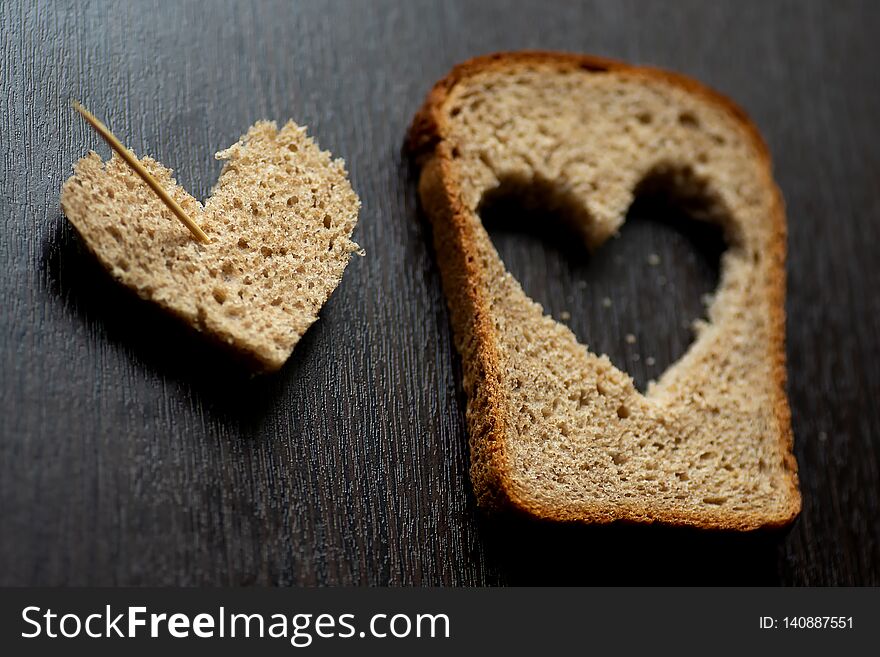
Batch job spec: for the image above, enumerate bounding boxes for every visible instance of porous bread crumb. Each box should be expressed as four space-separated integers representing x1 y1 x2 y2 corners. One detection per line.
60 120 360 370
408 52 800 530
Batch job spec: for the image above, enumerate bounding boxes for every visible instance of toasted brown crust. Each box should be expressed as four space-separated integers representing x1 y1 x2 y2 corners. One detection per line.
407 51 800 530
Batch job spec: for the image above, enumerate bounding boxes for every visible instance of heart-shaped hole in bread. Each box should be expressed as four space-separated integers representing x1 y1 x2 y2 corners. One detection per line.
408 52 800 529
480 167 727 393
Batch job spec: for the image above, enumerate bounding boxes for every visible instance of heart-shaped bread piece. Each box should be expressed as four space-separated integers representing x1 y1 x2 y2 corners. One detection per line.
61 120 361 371
407 52 800 529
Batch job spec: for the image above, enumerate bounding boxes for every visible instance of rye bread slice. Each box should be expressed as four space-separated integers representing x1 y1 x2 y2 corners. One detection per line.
61 120 361 371
407 52 800 530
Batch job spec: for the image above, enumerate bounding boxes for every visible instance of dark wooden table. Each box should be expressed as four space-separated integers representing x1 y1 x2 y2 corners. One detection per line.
1 0 878 586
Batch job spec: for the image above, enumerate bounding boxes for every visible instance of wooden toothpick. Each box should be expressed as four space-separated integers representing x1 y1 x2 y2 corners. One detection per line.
72 101 211 244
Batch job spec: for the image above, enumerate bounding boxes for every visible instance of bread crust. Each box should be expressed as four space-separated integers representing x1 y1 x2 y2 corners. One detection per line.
407 51 800 530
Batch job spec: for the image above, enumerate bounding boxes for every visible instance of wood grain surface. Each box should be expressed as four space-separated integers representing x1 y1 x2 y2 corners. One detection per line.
1 0 878 585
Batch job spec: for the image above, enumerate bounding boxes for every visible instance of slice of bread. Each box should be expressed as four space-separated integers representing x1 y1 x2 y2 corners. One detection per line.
407 52 800 530
61 120 361 371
